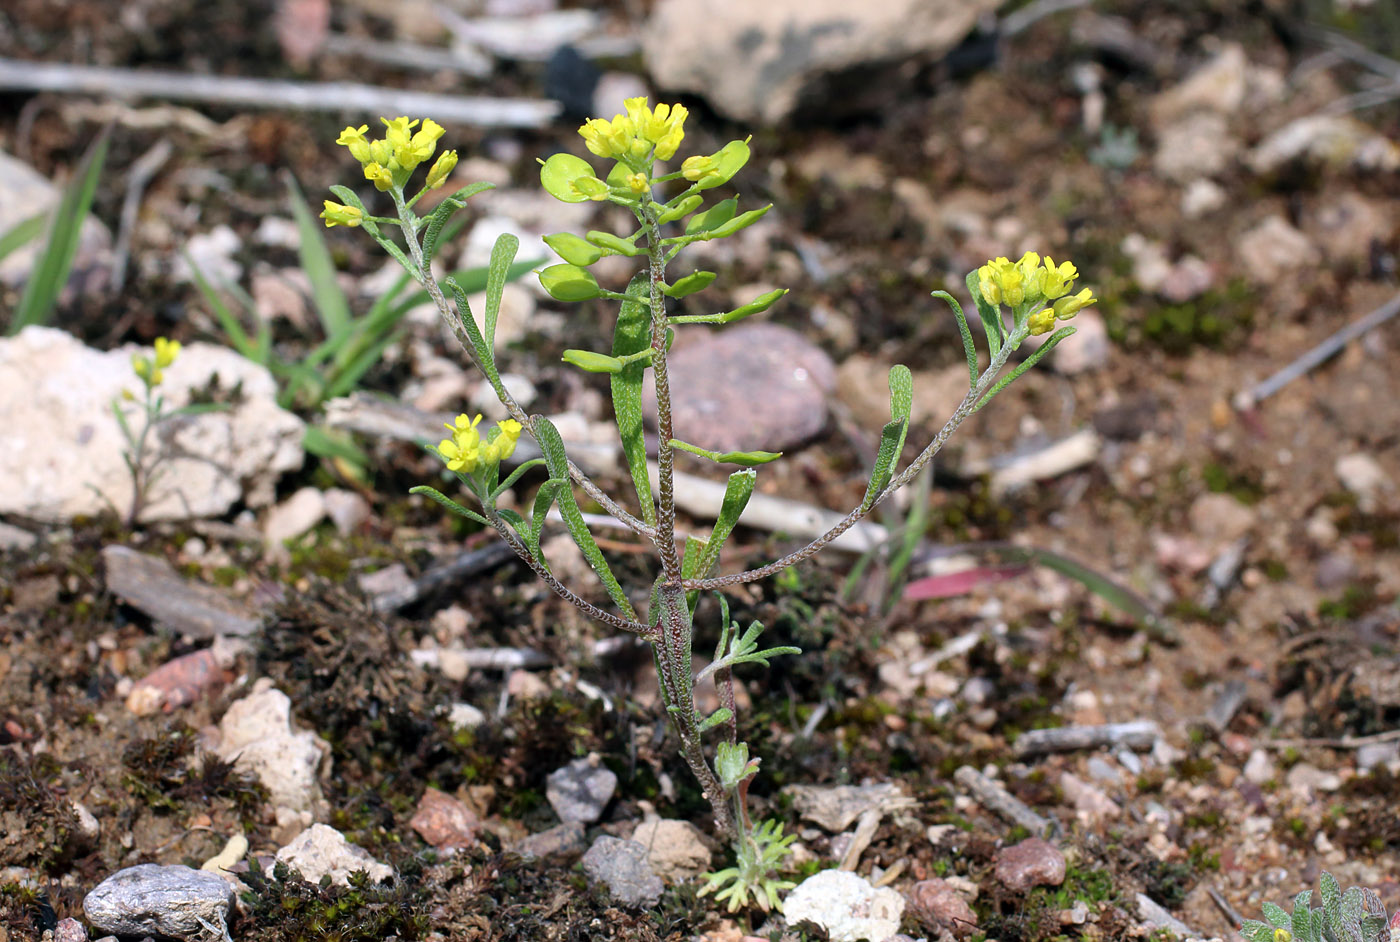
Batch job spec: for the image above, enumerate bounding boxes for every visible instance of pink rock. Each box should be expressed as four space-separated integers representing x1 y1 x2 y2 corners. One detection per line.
126 649 228 716
907 878 978 937
409 787 481 852
995 838 1066 892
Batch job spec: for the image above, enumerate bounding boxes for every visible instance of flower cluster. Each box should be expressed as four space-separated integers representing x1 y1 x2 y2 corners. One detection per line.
321 116 459 227
579 97 688 164
437 414 523 474
977 251 1097 335
131 337 181 388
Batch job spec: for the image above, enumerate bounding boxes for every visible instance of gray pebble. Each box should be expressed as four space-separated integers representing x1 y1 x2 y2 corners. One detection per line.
546 757 617 824
581 836 664 908
83 864 234 942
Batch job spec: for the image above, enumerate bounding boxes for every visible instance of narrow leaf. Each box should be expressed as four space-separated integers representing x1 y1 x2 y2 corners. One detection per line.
697 708 734 733
410 485 490 526
484 233 520 357
287 178 353 345
611 273 656 527
1321 873 1343 940
526 478 567 566
860 364 913 510
932 289 979 387
1262 902 1292 931
974 325 1075 412
697 469 756 578
444 275 500 390
681 534 708 612
0 212 45 265
421 182 494 265
965 270 1003 359
532 417 637 619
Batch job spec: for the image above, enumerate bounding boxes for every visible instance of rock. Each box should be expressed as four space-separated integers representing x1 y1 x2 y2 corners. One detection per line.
250 267 310 327
1188 493 1255 546
0 521 37 550
0 150 111 292
1314 551 1357 591
783 782 908 832
216 681 331 830
171 225 242 285
643 0 999 125
1335 452 1392 512
1308 192 1395 267
54 916 88 942
1153 112 1238 183
1149 43 1248 125
783 869 905 942
509 820 587 860
446 702 487 731
546 756 618 824
995 838 1066 892
907 878 978 938
645 323 834 454
323 488 371 536
630 817 711 881
357 563 412 600
83 864 235 941
1236 216 1320 285
1356 741 1399 774
409 787 481 853
1285 762 1342 795
263 487 326 546
1060 772 1120 825
276 823 393 885
102 545 262 638
581 836 664 908
1249 115 1400 175
1181 179 1227 218
125 648 230 716
1120 234 1214 302
0 328 304 522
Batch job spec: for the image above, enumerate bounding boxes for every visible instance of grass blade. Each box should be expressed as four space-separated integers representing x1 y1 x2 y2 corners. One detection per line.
287 177 353 347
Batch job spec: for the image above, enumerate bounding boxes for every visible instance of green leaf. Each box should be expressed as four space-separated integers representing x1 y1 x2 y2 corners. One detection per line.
444 275 500 390
685 198 737 234
0 212 45 265
931 289 979 387
1239 921 1277 942
561 349 624 373
1293 890 1316 942
965 270 1003 359
410 485 490 526
1339 887 1361 937
611 273 656 528
421 182 494 265
1320 873 1343 940
697 469 755 578
697 708 733 734
537 263 601 301
8 129 108 334
492 457 548 499
585 230 643 257
532 417 637 619
287 178 353 347
662 270 716 298
526 478 567 566
669 439 781 466
681 534 709 612
974 325 1075 412
497 508 526 541
540 153 600 203
1262 902 1292 931
861 364 913 511
484 233 520 358
544 232 602 266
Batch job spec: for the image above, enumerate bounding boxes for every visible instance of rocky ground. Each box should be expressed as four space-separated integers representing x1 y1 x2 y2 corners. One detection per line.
2 1 1399 941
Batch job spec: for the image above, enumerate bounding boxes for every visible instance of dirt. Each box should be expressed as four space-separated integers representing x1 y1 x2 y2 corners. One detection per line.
3 2 1400 941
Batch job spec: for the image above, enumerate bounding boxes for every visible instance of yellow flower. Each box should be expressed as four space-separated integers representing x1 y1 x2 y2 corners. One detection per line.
320 200 364 228
491 419 523 461
132 354 150 380
438 437 479 473
368 138 394 167
438 414 521 472
681 154 718 183
579 114 635 160
976 261 1002 306
1027 308 1057 335
1052 287 1096 320
425 150 458 189
623 98 689 160
336 124 372 164
397 118 445 170
363 162 395 192
1273 931 1292 942
153 337 181 369
1041 257 1078 300
1014 251 1044 303
381 116 418 152
627 172 649 194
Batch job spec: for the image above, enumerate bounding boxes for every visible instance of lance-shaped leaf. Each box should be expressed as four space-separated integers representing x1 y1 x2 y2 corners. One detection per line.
611 273 656 527
421 181 494 264
526 478 567 568
538 263 602 301
931 289 980 388
1320 873 1342 940
532 416 637 619
444 276 499 391
544 231 602 266
685 197 737 234
670 439 781 466
697 708 734 734
965 270 1004 359
860 364 913 511
1293 890 1316 942
697 469 756 578
1237 923 1275 942
681 534 709 612
410 485 490 526
561 349 624 373
973 325 1076 413
1261 903 1292 931
484 233 519 354
662 270 716 298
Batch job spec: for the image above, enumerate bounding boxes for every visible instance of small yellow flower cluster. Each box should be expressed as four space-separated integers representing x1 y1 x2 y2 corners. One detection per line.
438 414 524 474
321 116 459 227
976 251 1097 335
579 97 688 163
131 337 181 388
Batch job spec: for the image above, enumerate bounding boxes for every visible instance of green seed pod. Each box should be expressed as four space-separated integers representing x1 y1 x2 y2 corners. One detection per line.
707 205 771 239
656 195 702 224
662 270 717 298
538 264 602 301
585 230 643 257
561 349 624 373
540 153 600 204
543 232 603 266
722 288 787 323
686 197 738 234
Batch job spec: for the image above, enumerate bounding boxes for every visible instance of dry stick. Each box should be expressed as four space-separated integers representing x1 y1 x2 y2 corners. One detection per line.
1207 885 1246 930
110 139 174 293
1258 728 1400 750
321 33 492 79
0 56 560 128
371 540 516 613
1014 721 1161 757
953 766 1054 837
1234 291 1400 409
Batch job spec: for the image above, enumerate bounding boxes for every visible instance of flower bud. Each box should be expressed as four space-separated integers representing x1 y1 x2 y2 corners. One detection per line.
425 150 458 189
320 200 364 228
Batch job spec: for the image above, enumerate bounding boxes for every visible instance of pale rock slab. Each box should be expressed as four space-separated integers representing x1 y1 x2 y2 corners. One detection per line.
216 681 331 831
783 869 905 942
276 823 393 885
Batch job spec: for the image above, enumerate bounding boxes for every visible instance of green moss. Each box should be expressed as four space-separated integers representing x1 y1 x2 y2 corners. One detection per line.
238 859 429 942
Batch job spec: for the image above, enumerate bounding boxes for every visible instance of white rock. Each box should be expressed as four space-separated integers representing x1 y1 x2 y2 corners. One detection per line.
323 489 371 536
1181 179 1227 218
1149 43 1248 124
276 823 392 885
83 864 234 942
1188 493 1256 546
446 702 487 731
1243 749 1275 785
1249 115 1400 175
1153 112 1238 183
630 817 711 881
0 327 303 522
216 681 330 828
0 149 111 289
264 487 326 546
171 225 243 285
1040 308 1110 374
643 0 998 125
783 869 905 942
1335 452 1392 512
1235 216 1319 285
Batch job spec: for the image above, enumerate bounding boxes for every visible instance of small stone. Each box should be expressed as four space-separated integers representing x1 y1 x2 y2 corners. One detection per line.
409 787 481 853
357 563 412 599
631 817 711 881
1154 112 1238 183
1357 741 1400 774
446 702 486 731
1086 757 1121 784
172 225 243 285
83 864 235 942
216 681 331 826
1188 493 1255 546
1314 551 1357 591
581 836 664 909
1149 43 1248 124
995 838 1066 892
546 756 618 824
0 521 37 550
1335 452 1392 512
1060 772 1120 825
1039 308 1109 374
55 916 88 942
644 323 835 454
509 820 587 860
103 545 262 638
506 668 550 700
1236 216 1320 285
323 489 370 536
264 487 326 546
276 823 393 885
907 877 978 938
1285 762 1342 795
1249 115 1400 175
1181 179 1227 217
250 268 309 327
126 648 228 716
783 869 905 942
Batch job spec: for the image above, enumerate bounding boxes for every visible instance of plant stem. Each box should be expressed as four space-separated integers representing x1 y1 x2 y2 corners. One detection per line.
124 384 157 528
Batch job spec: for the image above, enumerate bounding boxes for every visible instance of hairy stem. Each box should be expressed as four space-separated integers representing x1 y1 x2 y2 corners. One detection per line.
639 199 681 580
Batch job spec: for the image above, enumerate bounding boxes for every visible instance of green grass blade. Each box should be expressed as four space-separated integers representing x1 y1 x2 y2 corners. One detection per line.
0 212 46 266
287 177 353 347
9 129 109 334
